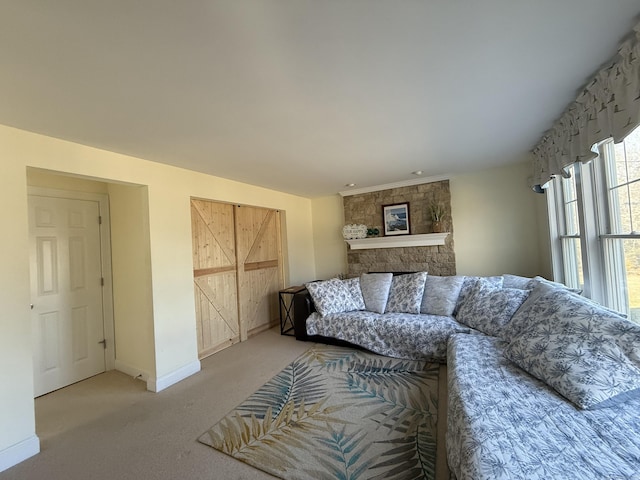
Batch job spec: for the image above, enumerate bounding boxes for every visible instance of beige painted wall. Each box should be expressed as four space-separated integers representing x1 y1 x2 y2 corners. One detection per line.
310 159 552 279
108 183 156 379
27 169 109 194
0 160 37 464
0 124 316 468
311 195 345 280
450 160 545 276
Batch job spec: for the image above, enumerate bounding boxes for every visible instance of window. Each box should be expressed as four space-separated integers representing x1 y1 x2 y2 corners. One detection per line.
601 131 640 322
555 165 584 290
548 125 640 323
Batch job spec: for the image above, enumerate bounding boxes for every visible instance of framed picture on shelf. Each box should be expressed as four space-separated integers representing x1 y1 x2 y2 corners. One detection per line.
382 202 410 236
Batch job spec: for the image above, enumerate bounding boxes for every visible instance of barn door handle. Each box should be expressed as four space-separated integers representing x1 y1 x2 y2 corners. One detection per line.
30 304 34 310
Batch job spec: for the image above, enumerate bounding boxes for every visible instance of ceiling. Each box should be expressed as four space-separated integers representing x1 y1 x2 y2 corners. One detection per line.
1 1 640 198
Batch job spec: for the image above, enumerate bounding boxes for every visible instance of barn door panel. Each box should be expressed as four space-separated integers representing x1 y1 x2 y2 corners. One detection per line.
235 206 283 340
191 200 240 358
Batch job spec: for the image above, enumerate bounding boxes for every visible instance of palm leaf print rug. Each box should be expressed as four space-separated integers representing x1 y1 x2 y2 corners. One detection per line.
198 344 439 480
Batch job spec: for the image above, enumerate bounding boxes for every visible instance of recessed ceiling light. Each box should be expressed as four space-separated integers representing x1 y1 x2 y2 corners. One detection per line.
345 183 356 187
412 170 423 176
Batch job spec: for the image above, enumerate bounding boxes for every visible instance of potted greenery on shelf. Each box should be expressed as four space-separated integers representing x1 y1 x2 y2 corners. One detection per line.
429 201 446 233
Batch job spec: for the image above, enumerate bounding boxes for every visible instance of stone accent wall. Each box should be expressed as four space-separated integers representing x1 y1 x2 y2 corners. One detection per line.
343 180 456 276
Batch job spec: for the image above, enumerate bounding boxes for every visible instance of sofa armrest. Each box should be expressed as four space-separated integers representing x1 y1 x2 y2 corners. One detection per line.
292 288 315 340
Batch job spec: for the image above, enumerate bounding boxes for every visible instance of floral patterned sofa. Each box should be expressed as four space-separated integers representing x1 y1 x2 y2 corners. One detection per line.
293 271 528 363
293 272 640 479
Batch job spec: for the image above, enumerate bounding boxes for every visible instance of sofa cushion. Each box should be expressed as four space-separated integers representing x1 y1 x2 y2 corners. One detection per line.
502 279 599 343
502 273 533 290
529 275 582 295
343 277 366 310
455 278 529 337
305 278 358 316
360 273 393 314
454 275 503 315
504 285 640 409
306 310 471 362
420 275 465 316
385 272 428 314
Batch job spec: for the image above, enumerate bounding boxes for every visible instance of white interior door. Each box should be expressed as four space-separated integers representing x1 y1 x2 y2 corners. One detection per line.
29 195 106 397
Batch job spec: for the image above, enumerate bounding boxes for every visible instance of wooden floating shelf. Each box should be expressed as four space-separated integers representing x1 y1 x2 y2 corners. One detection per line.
345 232 449 250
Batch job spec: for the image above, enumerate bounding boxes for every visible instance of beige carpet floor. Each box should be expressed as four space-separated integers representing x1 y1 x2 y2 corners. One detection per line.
0 328 449 480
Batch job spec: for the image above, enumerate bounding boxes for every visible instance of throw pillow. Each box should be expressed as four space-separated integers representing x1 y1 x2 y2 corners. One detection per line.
359 273 393 314
420 275 465 316
305 278 358 316
501 279 619 342
343 277 366 310
385 272 428 314
504 285 640 410
455 278 529 337
454 275 503 315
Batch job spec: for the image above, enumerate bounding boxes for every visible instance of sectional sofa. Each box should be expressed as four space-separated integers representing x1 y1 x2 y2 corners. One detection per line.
292 272 640 480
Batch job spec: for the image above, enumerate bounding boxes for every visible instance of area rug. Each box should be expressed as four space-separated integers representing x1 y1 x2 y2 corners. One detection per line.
198 344 440 480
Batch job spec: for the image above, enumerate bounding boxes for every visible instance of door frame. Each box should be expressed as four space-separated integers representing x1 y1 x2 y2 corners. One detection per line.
28 187 116 371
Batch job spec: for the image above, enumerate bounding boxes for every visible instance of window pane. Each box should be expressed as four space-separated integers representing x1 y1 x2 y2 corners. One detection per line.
620 129 640 182
611 128 640 186
610 184 631 234
564 200 580 235
623 240 640 324
613 142 628 187
561 166 580 235
562 172 577 202
630 181 640 234
561 237 583 290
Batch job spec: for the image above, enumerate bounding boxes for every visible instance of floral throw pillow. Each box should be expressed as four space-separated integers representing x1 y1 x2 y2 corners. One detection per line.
504 286 640 410
342 277 366 310
455 278 529 337
305 278 358 316
385 272 428 314
501 280 622 343
420 275 465 316
454 275 504 316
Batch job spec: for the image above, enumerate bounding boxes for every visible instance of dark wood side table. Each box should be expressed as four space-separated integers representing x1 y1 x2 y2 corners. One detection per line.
279 285 306 335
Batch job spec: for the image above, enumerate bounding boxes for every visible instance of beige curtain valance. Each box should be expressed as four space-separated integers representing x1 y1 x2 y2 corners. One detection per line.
532 22 640 187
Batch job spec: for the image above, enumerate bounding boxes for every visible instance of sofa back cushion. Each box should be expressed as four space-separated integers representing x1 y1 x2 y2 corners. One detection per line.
420 275 465 316
343 277 366 310
503 273 583 294
305 278 358 316
455 278 529 337
504 283 640 410
385 271 428 314
502 273 533 290
360 273 393 314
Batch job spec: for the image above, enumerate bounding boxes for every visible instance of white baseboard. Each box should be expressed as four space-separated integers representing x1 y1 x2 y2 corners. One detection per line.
147 360 201 393
114 360 150 383
0 435 40 473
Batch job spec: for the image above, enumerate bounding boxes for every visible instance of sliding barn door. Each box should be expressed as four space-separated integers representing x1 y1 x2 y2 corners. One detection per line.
191 200 284 358
235 206 283 340
191 200 240 358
